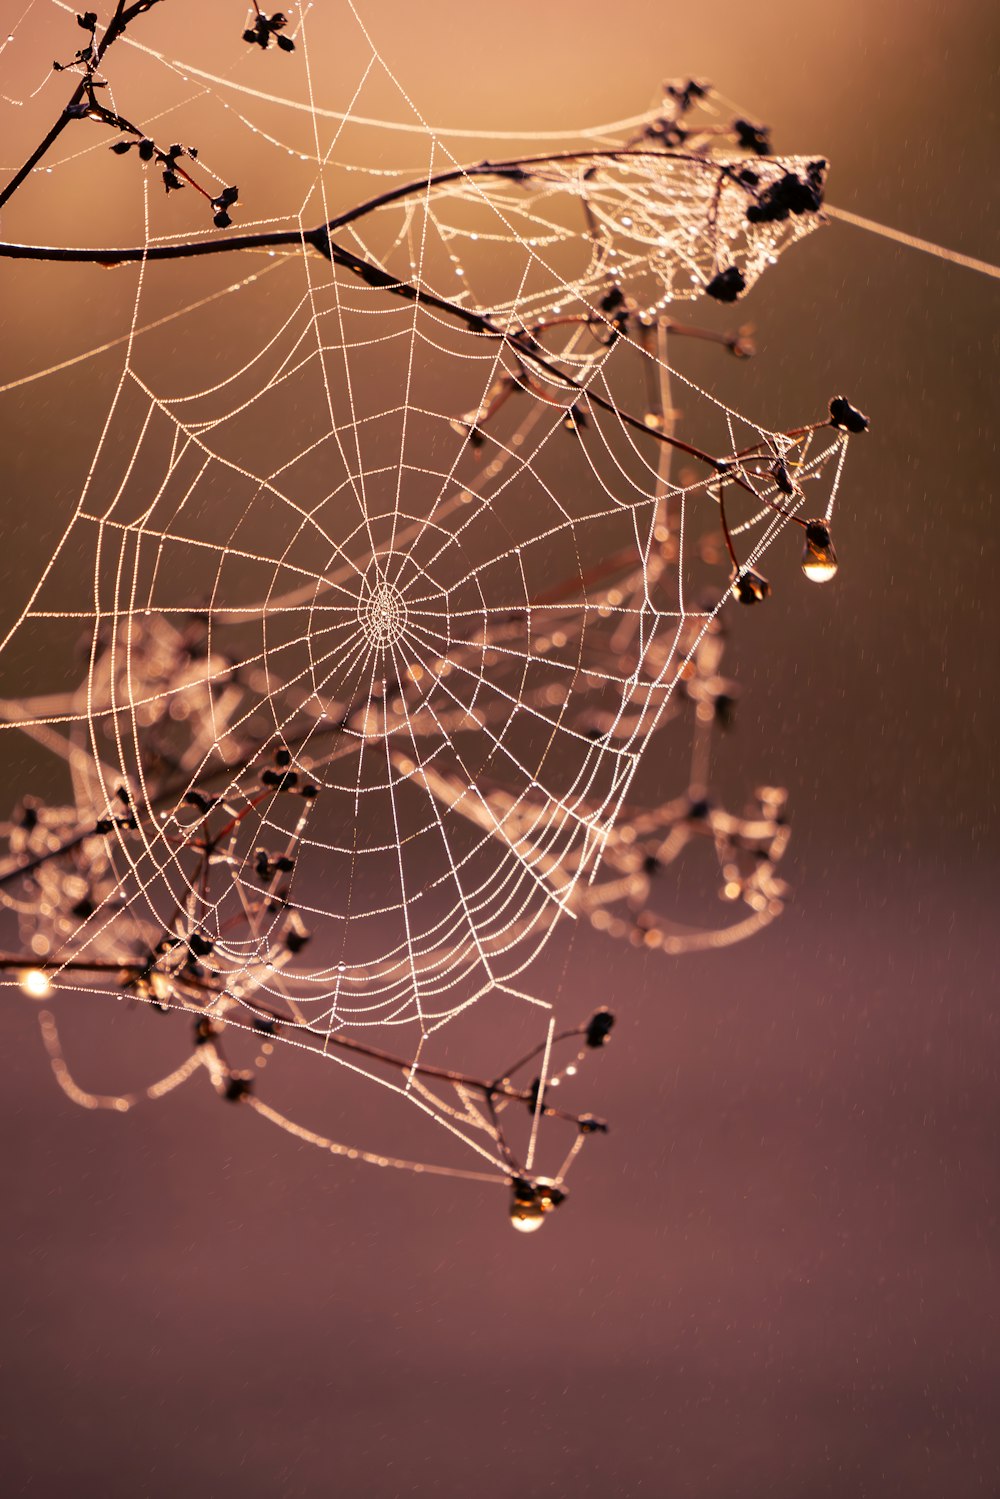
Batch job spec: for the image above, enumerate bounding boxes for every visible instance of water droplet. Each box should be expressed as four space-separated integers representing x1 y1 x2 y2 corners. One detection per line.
509 1177 564 1233
731 568 770 605
801 519 838 583
20 968 51 999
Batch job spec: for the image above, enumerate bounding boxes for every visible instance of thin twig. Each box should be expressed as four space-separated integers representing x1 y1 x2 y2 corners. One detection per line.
0 2 162 213
0 951 600 1126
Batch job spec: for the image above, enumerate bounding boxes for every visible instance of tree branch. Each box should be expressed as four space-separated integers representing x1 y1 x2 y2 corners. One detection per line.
0 1 163 213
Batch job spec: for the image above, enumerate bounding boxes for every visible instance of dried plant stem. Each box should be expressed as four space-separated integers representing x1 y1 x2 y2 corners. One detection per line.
0 951 599 1129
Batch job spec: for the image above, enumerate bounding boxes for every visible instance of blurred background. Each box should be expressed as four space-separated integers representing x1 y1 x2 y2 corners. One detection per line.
0 2 997 1495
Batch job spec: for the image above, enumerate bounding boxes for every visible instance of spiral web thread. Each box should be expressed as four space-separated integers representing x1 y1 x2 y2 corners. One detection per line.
0 2 855 1203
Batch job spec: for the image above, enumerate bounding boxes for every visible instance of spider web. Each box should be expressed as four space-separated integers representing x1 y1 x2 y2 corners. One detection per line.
0 2 854 1203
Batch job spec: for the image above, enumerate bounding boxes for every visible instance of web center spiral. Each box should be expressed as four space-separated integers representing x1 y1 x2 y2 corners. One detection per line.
360 578 407 649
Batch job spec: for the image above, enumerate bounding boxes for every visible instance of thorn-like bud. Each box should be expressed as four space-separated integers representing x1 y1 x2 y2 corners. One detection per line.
733 118 771 154
585 1008 616 1048
705 266 746 303
828 396 869 434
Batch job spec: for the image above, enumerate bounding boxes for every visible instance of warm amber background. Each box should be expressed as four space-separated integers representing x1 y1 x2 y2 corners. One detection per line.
0 2 998 1495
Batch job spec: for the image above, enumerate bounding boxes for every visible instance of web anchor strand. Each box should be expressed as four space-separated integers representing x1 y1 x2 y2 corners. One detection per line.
827 204 1000 282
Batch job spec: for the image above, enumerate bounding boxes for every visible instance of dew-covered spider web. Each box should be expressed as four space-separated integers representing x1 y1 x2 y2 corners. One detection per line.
0 2 860 1220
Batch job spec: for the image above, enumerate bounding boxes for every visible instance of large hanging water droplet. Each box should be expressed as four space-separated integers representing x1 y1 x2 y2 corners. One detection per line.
510 1199 546 1233
801 519 838 583
509 1177 564 1233
731 569 770 605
